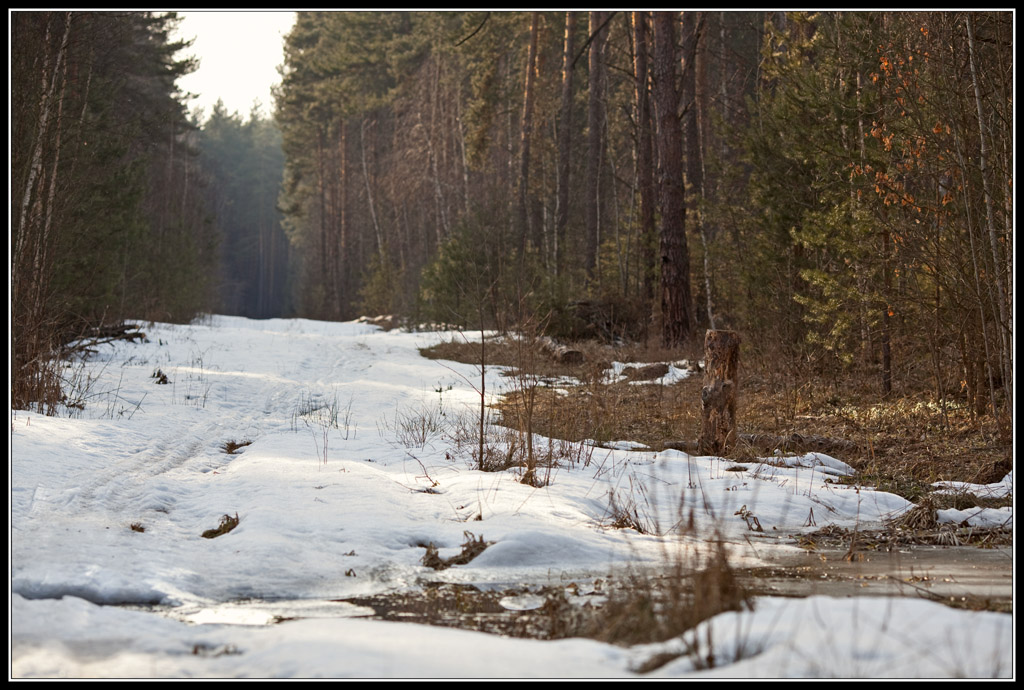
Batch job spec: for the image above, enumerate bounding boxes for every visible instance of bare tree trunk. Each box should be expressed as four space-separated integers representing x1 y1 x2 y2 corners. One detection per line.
428 59 450 245
360 118 384 259
966 13 1011 409
698 329 741 455
14 13 71 290
585 11 608 277
652 11 695 346
632 11 657 314
555 11 577 277
681 11 714 329
454 81 471 216
339 119 349 307
421 112 449 248
517 11 540 259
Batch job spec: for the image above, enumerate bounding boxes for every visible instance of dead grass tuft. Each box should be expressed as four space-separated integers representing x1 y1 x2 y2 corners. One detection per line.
889 496 940 531
201 513 239 539
420 531 493 570
571 539 751 671
221 439 253 455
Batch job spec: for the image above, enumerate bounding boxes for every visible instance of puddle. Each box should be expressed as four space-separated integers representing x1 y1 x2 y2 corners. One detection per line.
334 582 607 639
743 545 1013 611
141 545 1010 638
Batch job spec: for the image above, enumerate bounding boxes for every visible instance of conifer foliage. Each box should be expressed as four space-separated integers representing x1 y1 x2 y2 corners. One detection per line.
13 11 1012 422
271 11 1009 416
12 11 217 412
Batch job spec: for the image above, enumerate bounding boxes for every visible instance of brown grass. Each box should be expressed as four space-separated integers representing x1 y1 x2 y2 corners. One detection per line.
422 335 1011 499
420 531 493 570
571 538 752 671
201 513 240 539
221 439 253 455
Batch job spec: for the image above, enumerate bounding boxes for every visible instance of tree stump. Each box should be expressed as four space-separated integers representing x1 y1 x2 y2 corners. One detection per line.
698 329 740 456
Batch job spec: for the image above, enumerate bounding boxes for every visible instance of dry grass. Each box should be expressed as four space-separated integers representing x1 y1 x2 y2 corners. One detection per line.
566 539 752 672
420 531 493 570
201 513 239 539
220 439 253 455
421 335 1012 500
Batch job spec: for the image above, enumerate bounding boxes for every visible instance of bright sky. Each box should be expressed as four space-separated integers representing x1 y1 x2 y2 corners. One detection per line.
173 10 296 121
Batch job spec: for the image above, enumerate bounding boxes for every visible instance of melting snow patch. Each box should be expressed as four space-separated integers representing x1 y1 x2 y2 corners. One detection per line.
766 452 856 477
932 471 1013 499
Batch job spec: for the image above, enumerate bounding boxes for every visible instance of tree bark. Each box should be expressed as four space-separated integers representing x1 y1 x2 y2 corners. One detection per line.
681 12 714 329
651 11 695 346
360 118 384 259
965 13 1011 409
555 11 577 276
585 11 608 277
518 11 540 259
698 329 740 456
632 11 657 312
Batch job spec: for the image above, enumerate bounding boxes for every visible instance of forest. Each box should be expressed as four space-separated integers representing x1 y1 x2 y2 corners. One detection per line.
11 11 1013 435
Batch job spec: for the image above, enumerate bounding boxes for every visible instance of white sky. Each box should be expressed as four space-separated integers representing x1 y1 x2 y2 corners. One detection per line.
173 10 296 120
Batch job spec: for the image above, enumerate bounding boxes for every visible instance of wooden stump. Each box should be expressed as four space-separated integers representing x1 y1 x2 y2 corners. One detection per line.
698 329 741 456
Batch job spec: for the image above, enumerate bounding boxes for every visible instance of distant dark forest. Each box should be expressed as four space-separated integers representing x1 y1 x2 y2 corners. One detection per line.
12 11 1012 421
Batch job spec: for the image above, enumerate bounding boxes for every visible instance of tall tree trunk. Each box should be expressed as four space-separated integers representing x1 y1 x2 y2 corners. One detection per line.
360 118 384 259
517 11 540 259
555 11 577 276
681 11 714 329
632 11 657 313
336 119 348 314
585 11 608 277
965 13 1011 409
652 11 695 346
14 13 72 291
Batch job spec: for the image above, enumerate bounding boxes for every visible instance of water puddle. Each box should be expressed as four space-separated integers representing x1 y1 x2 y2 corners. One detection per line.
144 545 1011 636
744 545 1013 611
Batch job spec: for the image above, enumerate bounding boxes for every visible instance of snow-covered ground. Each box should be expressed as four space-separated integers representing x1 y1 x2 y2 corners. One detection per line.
9 316 1014 678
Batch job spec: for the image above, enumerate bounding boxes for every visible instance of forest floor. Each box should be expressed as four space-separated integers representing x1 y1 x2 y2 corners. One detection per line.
416 333 1014 624
420 335 1013 508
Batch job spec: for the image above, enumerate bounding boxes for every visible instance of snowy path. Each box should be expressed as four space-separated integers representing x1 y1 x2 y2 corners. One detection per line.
10 316 1013 678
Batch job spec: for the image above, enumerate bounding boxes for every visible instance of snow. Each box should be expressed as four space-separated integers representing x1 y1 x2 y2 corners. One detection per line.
9 315 1014 679
603 359 693 385
933 472 1014 499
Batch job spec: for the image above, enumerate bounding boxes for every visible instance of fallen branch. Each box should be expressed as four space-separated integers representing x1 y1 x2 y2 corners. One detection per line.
61 323 147 358
537 336 584 365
